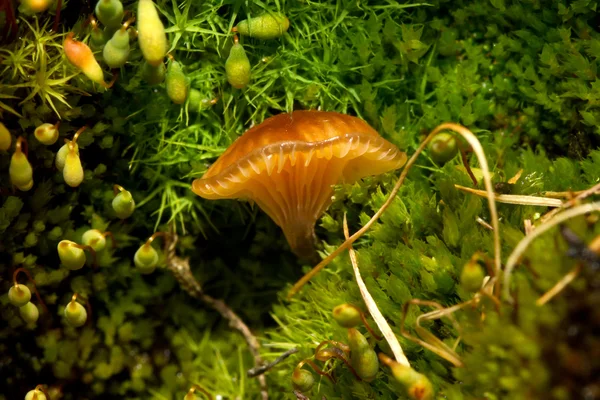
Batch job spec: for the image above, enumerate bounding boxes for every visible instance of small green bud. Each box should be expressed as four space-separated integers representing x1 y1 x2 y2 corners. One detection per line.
34 123 59 145
112 188 135 219
64 296 87 327
103 27 130 68
460 259 485 292
8 284 31 307
25 388 47 400
225 41 251 89
291 367 314 392
141 61 166 85
134 243 159 274
19 301 40 324
236 12 290 40
82 229 106 252
57 240 87 270
428 132 457 165
95 0 124 31
348 328 379 382
332 304 362 328
90 23 107 51
33 220 45 233
166 59 188 104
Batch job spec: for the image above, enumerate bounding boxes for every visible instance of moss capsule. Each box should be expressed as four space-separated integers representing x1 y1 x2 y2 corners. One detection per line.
55 140 78 171
166 58 189 104
428 132 458 165
8 284 32 307
348 328 379 382
236 12 290 40
379 353 434 400
291 367 315 392
64 294 87 327
134 243 159 274
141 60 166 85
57 240 87 270
225 37 251 89
34 122 59 145
25 387 47 400
63 143 84 187
19 301 39 324
20 0 53 13
81 229 110 252
103 18 133 68
10 137 33 191
138 0 168 66
89 19 107 51
64 32 112 88
333 304 362 328
112 185 136 218
460 259 486 292
0 122 11 151
95 0 124 32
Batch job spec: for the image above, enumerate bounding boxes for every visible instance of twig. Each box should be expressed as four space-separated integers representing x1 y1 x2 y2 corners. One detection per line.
343 215 410 367
247 348 299 377
164 228 268 400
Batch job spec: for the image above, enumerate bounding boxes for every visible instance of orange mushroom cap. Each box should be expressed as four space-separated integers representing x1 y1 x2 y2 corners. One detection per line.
192 110 407 258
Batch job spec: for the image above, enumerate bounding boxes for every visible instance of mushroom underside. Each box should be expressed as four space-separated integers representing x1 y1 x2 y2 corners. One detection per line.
192 133 407 258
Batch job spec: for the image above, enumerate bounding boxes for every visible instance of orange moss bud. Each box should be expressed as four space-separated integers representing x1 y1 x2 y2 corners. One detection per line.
63 32 111 88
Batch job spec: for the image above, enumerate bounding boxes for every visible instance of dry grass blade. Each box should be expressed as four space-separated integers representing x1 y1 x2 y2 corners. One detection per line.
454 184 563 207
287 122 501 299
503 202 600 302
400 299 464 367
342 214 410 367
536 265 582 306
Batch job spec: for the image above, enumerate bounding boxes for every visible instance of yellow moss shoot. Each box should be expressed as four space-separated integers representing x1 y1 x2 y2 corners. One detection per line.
9 136 33 191
137 0 168 66
0 122 11 151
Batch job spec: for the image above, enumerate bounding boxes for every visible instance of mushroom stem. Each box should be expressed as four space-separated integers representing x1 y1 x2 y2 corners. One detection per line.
286 223 319 262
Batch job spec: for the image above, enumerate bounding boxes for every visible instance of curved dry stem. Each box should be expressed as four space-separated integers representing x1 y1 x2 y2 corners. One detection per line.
400 299 464 367
122 16 136 31
287 122 500 299
102 231 117 248
16 136 28 157
454 184 564 207
187 384 213 400
113 184 126 195
71 126 87 145
315 340 350 356
343 215 410 367
315 347 361 381
502 202 600 302
146 231 168 246
342 304 382 341
297 359 335 384
233 34 239 44
35 385 51 400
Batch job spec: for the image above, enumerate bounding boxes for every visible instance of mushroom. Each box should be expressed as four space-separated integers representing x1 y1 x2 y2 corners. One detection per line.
192 110 407 259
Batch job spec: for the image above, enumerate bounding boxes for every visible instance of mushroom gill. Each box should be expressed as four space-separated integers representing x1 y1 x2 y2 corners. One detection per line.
192 110 407 259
